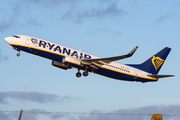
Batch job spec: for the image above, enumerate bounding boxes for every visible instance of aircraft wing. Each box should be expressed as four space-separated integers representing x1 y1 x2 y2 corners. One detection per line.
80 46 138 68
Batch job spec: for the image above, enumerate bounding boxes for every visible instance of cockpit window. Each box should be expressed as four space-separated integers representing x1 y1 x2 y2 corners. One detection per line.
13 35 20 38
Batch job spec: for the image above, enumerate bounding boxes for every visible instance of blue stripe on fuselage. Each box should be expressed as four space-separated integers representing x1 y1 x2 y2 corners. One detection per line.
12 45 64 62
94 67 156 82
12 44 157 82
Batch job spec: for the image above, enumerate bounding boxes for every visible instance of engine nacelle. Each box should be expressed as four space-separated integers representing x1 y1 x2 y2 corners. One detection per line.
52 60 72 70
62 56 81 68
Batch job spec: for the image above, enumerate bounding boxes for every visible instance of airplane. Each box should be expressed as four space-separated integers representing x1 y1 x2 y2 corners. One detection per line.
5 35 174 83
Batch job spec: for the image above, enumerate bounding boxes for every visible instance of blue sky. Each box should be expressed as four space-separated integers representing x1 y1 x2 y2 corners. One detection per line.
0 0 180 120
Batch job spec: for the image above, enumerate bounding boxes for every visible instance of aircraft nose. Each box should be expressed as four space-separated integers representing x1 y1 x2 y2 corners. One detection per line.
4 37 12 44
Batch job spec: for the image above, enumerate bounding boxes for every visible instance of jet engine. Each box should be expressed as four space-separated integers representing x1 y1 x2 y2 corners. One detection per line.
52 60 72 70
62 56 81 68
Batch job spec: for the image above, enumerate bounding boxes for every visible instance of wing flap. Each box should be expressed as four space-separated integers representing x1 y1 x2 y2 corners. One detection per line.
91 62 102 67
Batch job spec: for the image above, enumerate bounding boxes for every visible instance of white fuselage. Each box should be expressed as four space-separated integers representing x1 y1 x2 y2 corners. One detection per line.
5 35 157 82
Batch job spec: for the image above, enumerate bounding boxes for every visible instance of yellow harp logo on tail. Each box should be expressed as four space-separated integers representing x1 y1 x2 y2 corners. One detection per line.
151 56 164 71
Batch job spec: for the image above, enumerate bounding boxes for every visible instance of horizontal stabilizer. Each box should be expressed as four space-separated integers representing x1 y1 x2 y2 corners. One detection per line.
148 74 174 78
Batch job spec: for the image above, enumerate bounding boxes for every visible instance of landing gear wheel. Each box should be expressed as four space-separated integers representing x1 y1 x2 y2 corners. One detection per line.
83 71 89 76
76 72 82 77
17 53 20 57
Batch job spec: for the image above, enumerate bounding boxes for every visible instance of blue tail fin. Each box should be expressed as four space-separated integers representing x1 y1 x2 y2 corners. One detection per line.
127 47 171 74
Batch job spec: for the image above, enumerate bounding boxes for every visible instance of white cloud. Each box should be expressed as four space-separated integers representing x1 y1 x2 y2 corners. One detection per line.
157 14 171 23
60 3 126 23
75 105 180 120
1 105 180 120
0 91 73 104
0 48 8 63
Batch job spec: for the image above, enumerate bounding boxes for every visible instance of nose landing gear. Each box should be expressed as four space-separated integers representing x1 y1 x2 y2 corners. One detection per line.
17 53 20 57
12 47 20 57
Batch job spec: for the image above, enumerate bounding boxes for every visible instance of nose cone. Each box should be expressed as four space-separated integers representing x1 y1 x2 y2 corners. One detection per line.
4 37 12 44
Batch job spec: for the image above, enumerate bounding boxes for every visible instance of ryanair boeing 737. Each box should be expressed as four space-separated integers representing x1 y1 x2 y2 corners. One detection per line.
5 35 174 82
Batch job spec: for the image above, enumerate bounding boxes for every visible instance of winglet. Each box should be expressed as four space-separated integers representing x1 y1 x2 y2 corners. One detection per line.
126 46 138 57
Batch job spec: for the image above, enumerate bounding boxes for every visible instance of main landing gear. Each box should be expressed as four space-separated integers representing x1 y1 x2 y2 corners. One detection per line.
83 70 89 76
76 68 89 78
76 69 82 77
